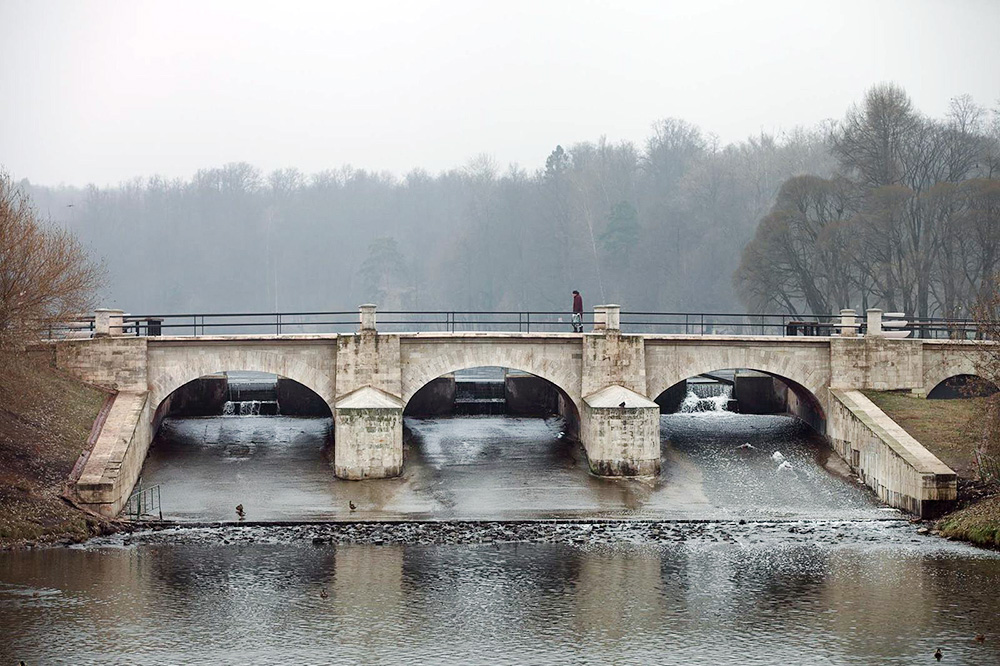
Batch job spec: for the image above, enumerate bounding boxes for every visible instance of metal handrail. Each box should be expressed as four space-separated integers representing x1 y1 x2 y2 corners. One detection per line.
123 483 162 521
39 309 997 339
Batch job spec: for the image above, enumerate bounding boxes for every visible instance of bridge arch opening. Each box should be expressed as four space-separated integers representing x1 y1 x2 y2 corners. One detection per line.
153 370 332 432
143 370 335 521
404 366 580 437
653 367 826 433
927 374 998 400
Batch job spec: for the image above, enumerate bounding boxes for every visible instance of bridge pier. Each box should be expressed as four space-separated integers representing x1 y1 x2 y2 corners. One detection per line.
334 387 403 479
580 305 661 477
333 307 405 480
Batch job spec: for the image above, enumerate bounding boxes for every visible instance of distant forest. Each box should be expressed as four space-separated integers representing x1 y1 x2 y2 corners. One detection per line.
22 83 1000 318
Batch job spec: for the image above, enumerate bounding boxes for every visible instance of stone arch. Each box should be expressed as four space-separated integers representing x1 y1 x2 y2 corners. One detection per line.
926 374 998 399
645 345 830 431
400 342 582 409
645 345 829 406
148 347 335 414
923 347 989 399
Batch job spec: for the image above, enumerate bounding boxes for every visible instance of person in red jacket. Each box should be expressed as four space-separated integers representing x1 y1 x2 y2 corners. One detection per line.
572 290 583 332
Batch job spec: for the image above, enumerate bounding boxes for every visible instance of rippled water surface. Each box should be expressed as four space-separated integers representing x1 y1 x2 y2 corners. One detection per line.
139 413 885 521
5 412 997 664
2 531 999 665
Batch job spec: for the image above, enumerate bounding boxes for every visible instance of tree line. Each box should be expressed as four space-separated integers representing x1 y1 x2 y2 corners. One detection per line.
19 83 998 320
737 84 1000 320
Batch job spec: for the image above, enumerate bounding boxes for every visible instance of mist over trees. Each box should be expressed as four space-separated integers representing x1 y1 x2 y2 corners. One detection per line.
737 84 1000 319
19 83 997 319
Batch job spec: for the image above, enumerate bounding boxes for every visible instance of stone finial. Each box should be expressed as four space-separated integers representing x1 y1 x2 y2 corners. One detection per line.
839 309 858 337
866 308 883 337
359 304 377 332
94 308 125 337
604 304 621 331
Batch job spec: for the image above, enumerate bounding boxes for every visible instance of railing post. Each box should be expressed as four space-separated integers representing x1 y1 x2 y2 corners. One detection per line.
359 304 377 332
93 308 124 337
604 304 620 331
866 308 883 337
526 312 530 333
593 305 607 331
839 309 858 337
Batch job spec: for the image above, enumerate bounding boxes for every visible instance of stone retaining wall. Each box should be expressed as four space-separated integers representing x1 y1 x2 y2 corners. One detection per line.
828 389 956 518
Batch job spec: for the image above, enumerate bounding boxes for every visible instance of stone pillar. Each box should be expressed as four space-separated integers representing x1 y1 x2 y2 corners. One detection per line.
581 386 660 476
866 308 883 337
359 304 377 332
839 309 858 337
334 316 403 480
603 304 621 331
579 313 659 477
592 305 607 331
94 308 125 337
334 387 403 479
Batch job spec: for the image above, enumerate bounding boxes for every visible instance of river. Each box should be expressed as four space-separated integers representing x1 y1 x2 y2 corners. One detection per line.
2 412 998 664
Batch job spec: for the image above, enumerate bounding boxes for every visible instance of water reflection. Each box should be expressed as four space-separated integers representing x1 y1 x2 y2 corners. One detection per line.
2 536 998 664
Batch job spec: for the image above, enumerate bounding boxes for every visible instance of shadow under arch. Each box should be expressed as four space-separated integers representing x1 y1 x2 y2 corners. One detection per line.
653 367 826 434
403 366 582 440
153 370 333 434
927 374 998 400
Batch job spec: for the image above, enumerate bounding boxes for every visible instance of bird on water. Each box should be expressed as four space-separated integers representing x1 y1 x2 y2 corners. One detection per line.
320 588 329 599
975 633 986 643
236 504 245 519
934 648 942 661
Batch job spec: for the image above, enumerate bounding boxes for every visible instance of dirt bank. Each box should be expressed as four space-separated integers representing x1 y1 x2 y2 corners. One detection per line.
0 359 121 549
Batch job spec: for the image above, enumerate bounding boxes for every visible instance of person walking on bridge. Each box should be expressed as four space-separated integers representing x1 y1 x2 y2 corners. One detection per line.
572 290 584 333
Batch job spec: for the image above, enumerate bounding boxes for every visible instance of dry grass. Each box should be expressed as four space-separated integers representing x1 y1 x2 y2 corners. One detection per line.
862 390 986 478
937 496 1000 548
0 358 109 547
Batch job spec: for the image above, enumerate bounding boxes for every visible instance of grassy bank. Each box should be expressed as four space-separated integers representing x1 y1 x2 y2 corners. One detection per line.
936 496 1000 548
862 390 986 478
863 390 999 547
0 359 112 548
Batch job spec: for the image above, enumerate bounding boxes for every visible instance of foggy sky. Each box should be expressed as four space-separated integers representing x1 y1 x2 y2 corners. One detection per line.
2 0 999 187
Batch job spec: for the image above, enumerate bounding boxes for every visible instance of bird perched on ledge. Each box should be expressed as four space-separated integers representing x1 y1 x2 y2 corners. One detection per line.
349 500 357 512
236 504 245 519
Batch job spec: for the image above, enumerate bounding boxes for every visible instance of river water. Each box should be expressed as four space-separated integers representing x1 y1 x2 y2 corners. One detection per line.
2 412 999 664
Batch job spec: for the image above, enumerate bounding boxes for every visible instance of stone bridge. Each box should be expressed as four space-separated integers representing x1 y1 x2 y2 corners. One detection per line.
50 305 986 518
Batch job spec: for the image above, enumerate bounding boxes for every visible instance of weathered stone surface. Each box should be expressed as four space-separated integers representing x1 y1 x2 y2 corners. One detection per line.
56 336 148 391
581 385 660 477
828 389 956 518
334 387 404 480
75 390 152 516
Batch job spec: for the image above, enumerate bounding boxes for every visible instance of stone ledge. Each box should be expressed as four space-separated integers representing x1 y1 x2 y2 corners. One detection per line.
830 389 955 477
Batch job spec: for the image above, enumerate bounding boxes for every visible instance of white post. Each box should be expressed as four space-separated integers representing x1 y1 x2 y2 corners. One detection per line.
93 308 124 337
359 304 377 332
866 308 883 337
604 304 621 331
839 309 858 337
592 305 607 331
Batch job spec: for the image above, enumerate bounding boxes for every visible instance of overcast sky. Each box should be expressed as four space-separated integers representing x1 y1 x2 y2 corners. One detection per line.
2 0 999 187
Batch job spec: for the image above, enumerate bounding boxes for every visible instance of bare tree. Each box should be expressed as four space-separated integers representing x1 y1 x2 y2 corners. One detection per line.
0 171 103 355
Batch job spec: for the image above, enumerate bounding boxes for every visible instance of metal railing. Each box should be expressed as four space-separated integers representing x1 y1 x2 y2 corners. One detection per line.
41 310 997 339
123 483 162 521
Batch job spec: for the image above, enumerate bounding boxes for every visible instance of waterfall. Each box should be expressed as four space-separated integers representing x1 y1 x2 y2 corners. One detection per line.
679 385 732 413
221 400 280 416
